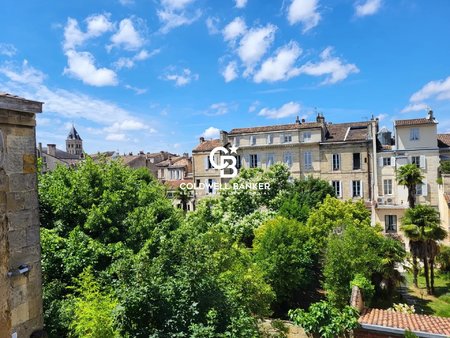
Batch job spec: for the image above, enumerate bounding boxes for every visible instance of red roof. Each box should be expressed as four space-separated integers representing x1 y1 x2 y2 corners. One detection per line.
395 118 437 127
193 139 222 152
164 179 193 189
228 122 322 135
359 308 450 335
438 134 450 148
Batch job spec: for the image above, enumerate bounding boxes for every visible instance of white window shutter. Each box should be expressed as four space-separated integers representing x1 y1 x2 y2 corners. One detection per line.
391 157 396 167
257 154 261 167
420 155 426 169
361 181 364 197
204 179 208 193
378 157 383 167
204 156 209 170
245 155 250 167
212 179 216 195
340 181 343 197
422 181 428 197
350 181 353 197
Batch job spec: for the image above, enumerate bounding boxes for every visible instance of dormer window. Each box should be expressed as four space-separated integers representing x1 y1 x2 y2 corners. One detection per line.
410 128 420 141
283 134 292 143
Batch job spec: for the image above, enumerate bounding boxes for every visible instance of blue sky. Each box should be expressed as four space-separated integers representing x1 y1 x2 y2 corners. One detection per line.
1 0 450 154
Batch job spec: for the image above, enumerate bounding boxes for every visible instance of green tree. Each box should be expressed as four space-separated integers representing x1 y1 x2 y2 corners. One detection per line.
277 177 335 222
68 267 120 338
253 217 319 315
288 301 359 338
402 205 447 294
174 186 193 212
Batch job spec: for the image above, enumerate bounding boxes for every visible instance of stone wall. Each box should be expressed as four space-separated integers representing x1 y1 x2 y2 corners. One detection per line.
0 94 44 338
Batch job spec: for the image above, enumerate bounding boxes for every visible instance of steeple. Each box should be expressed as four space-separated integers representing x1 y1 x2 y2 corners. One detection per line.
66 124 83 157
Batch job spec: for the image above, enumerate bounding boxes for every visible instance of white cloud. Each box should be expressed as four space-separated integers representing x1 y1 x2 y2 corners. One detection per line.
205 102 231 116
238 24 277 75
223 17 247 42
64 50 118 86
0 60 45 85
253 41 302 83
113 49 159 70
376 113 387 121
248 101 260 112
158 0 201 33
206 17 220 35
125 84 147 95
298 47 359 84
109 18 145 51
258 101 302 119
409 76 450 102
105 119 151 133
119 0 134 5
106 133 128 141
401 103 429 113
355 0 382 17
163 67 199 86
161 0 195 10
235 0 248 9
222 61 238 82
63 14 113 50
201 127 220 139
287 0 321 33
0 43 17 57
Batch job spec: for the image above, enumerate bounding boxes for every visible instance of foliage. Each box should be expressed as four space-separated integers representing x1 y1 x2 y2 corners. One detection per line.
402 205 447 294
440 160 450 174
388 303 415 314
277 177 335 223
288 301 359 338
350 274 375 304
404 331 419 338
306 196 372 246
437 245 450 272
67 267 120 338
396 163 424 208
323 223 405 307
253 217 319 314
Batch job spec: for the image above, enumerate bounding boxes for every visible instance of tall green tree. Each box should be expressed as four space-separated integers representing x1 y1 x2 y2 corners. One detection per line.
402 205 447 294
396 163 424 287
174 186 193 212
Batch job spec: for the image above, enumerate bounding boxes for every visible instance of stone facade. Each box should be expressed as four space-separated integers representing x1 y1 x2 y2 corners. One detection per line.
0 93 44 338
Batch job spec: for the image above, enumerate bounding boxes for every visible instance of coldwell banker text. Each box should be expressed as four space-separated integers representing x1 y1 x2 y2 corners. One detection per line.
180 182 271 191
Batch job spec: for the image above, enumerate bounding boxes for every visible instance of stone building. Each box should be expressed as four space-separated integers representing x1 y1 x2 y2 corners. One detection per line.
192 111 450 243
65 124 83 157
0 93 44 337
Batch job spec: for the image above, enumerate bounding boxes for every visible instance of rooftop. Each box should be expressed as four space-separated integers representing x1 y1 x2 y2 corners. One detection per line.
438 134 450 148
359 308 450 336
42 146 80 160
193 139 222 152
395 118 437 127
229 122 322 135
323 121 371 143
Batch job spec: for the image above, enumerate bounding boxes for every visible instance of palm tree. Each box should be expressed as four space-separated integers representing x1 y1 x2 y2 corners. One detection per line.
175 186 193 212
402 205 446 295
396 163 424 287
396 163 424 209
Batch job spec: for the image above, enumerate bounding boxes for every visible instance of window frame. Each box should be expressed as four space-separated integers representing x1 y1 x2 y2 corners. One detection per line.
304 151 312 170
410 128 420 141
332 153 341 171
352 180 362 198
353 153 361 170
250 154 258 168
383 179 393 195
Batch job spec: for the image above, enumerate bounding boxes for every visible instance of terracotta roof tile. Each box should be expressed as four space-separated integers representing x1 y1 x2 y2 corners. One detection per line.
444 194 450 206
228 122 322 135
193 139 222 152
438 134 450 148
164 179 193 189
395 118 437 126
359 308 450 335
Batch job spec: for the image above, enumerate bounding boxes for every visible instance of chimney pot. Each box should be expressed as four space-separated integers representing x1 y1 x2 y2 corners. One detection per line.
47 144 56 157
199 137 205 143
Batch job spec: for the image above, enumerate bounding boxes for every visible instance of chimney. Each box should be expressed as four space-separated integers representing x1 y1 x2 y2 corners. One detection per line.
301 118 306 123
47 144 56 157
38 142 42 157
183 152 189 158
316 113 325 124
220 130 228 144
427 109 434 120
199 137 205 143
295 116 301 124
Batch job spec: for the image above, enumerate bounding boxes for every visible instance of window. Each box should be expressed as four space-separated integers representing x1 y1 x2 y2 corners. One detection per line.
416 183 422 196
383 157 391 166
353 153 361 170
267 134 273 144
208 179 214 194
236 155 242 169
283 152 293 167
234 137 240 146
383 179 393 195
283 134 292 143
207 156 214 169
332 181 341 197
250 135 256 145
332 154 340 171
303 131 312 142
196 179 200 188
410 128 420 141
267 153 275 167
304 151 312 170
411 156 420 168
385 215 397 232
250 154 258 168
352 180 362 197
